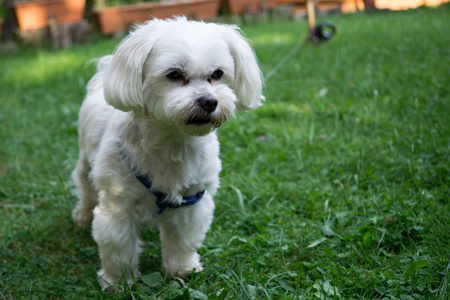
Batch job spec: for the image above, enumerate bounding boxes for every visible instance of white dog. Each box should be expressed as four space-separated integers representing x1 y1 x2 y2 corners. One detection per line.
71 17 264 289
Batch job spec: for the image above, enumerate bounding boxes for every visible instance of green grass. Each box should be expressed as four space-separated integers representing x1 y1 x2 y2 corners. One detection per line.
1 6 449 299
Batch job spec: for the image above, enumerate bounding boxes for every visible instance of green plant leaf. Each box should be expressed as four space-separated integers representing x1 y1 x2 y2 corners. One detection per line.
403 259 429 278
308 237 327 248
140 272 163 288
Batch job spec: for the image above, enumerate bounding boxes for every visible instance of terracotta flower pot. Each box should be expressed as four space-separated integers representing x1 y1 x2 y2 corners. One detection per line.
92 0 220 35
14 0 86 31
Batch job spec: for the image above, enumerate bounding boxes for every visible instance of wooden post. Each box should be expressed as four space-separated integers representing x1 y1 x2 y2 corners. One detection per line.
306 0 316 37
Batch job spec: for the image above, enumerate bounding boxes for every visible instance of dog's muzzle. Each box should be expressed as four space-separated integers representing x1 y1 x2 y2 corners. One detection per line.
186 94 218 126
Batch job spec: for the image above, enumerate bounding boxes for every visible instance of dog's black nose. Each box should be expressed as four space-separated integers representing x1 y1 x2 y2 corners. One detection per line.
197 95 218 113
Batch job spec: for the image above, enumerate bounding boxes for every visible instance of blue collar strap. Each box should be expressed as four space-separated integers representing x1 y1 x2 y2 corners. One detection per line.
118 145 205 214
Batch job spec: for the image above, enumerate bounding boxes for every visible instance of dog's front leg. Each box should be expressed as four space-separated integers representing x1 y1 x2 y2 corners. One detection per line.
159 195 215 276
92 202 142 290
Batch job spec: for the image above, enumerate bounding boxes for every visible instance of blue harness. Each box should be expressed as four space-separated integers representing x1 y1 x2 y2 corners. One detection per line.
118 145 205 214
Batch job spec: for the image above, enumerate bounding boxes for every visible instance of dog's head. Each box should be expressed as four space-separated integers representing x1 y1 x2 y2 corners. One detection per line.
103 17 264 136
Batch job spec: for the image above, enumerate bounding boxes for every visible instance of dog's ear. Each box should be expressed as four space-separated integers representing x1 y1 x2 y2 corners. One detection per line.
103 20 161 114
220 25 265 111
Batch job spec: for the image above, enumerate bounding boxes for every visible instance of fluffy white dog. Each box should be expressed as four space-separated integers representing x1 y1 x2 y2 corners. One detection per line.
71 17 264 289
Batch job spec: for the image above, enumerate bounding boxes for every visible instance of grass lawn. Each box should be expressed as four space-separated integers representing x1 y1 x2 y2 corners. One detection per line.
0 5 449 299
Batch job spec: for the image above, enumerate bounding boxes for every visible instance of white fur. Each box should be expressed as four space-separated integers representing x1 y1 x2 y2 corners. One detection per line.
71 17 264 289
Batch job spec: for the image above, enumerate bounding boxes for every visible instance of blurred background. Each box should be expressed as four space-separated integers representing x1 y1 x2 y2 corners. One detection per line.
1 0 448 47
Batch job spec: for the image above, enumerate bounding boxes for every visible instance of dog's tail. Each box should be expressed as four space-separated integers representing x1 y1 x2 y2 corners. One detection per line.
86 56 113 94
86 55 112 72
95 55 113 72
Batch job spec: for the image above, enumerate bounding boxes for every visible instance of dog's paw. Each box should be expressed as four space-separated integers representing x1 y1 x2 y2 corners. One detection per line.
97 268 141 291
164 253 203 277
72 207 93 227
97 269 118 291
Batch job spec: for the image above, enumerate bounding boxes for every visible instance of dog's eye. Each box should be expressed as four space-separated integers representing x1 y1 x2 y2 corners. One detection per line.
211 69 224 81
166 69 185 82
